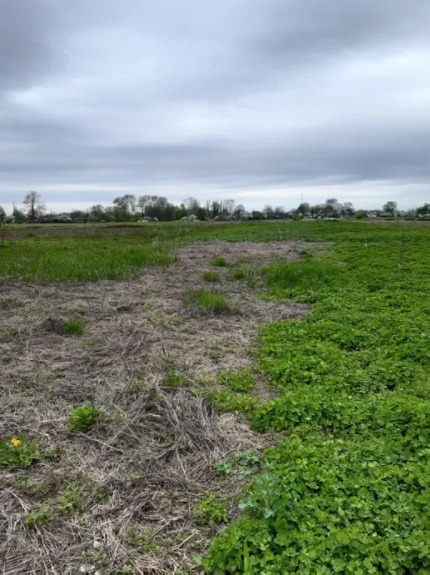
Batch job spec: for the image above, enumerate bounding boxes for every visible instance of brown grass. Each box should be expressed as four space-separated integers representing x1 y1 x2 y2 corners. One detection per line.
0 241 311 574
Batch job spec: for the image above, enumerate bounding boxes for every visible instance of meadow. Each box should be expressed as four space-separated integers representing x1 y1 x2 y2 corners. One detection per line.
0 220 429 573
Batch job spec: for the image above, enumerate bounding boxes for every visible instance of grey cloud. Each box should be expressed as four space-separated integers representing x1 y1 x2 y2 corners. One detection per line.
1 0 430 209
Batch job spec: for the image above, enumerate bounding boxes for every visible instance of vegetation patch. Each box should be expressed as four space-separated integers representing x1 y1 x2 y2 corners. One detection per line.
0 437 57 468
194 493 229 526
184 288 237 314
62 319 85 335
203 271 221 282
210 256 228 267
68 404 108 432
202 227 430 573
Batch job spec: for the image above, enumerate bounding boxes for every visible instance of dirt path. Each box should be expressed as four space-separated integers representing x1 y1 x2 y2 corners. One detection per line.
0 241 311 574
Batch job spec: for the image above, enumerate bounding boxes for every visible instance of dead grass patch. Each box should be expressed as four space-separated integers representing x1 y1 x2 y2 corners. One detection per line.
0 240 314 573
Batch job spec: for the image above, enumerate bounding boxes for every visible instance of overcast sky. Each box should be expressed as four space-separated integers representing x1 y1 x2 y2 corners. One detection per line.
1 0 430 213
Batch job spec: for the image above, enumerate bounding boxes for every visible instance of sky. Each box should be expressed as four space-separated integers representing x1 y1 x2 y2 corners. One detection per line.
1 0 430 214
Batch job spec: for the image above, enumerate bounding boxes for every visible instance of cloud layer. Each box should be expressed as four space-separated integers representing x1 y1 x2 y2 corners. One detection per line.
1 0 430 210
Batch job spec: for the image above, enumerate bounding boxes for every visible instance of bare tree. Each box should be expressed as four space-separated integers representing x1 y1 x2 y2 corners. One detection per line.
23 191 46 222
183 197 200 215
223 199 236 216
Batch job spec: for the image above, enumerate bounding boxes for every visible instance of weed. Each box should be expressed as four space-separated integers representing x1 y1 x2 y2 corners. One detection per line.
210 390 257 414
25 505 53 529
214 460 233 477
0 437 57 468
67 404 108 432
163 371 183 388
12 474 49 496
217 369 255 392
62 319 85 335
194 493 228 525
210 256 228 267
263 259 344 301
215 451 261 481
228 267 247 280
126 526 159 554
184 288 236 314
203 271 221 282
56 474 106 516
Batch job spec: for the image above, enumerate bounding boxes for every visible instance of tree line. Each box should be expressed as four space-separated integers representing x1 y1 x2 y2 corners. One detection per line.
1 192 429 224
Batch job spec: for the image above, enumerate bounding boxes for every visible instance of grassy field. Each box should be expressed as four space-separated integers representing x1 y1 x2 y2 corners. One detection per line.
0 221 429 573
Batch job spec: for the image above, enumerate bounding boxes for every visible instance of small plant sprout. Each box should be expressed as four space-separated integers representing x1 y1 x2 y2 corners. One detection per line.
68 404 108 432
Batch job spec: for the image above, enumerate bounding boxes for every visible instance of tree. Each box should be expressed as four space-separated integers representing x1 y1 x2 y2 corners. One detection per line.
89 205 106 222
233 204 247 219
382 201 398 216
183 197 200 215
310 204 322 218
341 202 355 217
23 191 46 222
296 202 310 217
211 201 220 218
223 199 236 216
355 210 366 219
137 195 152 217
0 206 6 248
196 207 208 221
416 203 430 216
113 195 136 215
263 205 274 218
321 198 340 218
12 205 25 223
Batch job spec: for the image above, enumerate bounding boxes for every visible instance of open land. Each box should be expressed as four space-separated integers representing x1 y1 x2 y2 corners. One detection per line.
0 221 429 574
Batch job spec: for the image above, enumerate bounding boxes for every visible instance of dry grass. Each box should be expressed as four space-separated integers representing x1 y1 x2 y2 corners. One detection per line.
0 241 312 574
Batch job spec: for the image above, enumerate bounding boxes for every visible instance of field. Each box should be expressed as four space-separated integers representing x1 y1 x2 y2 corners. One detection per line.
0 221 429 574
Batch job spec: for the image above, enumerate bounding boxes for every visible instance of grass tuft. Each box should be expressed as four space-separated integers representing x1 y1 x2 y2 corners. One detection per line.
184 288 235 314
203 271 220 282
210 256 228 267
62 319 85 335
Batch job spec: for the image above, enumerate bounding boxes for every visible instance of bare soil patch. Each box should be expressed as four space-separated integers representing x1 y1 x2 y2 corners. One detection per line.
0 241 311 574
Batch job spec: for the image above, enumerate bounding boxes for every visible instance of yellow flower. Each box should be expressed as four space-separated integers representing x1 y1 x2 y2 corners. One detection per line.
10 438 20 447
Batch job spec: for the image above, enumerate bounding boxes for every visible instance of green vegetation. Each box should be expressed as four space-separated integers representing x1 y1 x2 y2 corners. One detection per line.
24 473 106 529
263 259 344 302
125 526 159 554
215 450 261 480
217 368 255 393
209 389 257 414
228 266 251 280
2 220 429 282
68 404 108 432
62 319 85 335
1 219 429 572
210 256 228 267
194 493 229 526
203 271 221 282
0 437 57 468
0 230 171 281
25 505 53 528
202 227 430 573
163 371 184 388
184 288 235 314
